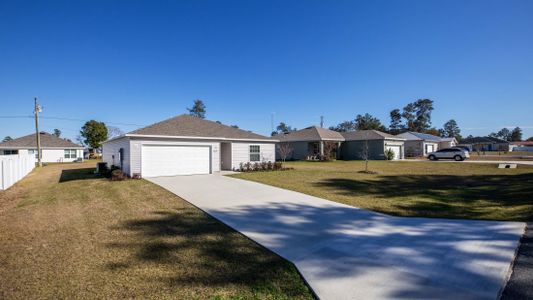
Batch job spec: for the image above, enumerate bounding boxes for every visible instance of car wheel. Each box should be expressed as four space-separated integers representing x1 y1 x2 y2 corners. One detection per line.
454 155 463 161
428 155 437 161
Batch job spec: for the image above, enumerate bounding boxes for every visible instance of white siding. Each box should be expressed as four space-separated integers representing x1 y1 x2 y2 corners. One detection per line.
102 137 131 175
129 138 221 177
423 142 439 156
230 142 276 170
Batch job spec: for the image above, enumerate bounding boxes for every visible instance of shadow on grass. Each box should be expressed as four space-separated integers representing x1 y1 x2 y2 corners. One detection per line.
106 208 312 298
59 168 101 183
110 200 524 299
315 173 533 221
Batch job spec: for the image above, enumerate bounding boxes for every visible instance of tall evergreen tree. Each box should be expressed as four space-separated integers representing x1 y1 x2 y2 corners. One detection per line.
440 119 462 139
389 109 403 134
53 129 61 137
354 113 386 131
329 120 356 132
187 99 207 119
510 127 522 141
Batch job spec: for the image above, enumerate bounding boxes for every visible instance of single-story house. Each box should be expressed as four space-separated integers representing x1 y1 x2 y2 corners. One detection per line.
395 131 441 157
439 137 458 149
0 132 84 162
341 130 405 160
275 126 345 160
458 137 510 152
509 141 533 152
102 114 277 177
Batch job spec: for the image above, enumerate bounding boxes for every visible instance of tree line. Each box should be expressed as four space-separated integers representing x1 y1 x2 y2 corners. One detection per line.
272 98 527 142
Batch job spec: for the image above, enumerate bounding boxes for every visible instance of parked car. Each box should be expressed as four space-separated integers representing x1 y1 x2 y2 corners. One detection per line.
427 148 470 161
452 145 471 152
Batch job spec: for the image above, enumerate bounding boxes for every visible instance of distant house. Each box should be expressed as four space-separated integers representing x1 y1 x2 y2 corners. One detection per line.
0 132 84 162
395 132 441 157
275 127 405 160
508 141 533 152
439 137 458 149
458 137 510 152
275 126 344 160
341 130 405 160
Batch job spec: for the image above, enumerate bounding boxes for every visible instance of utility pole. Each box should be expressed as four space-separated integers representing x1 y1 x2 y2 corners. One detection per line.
34 97 42 167
271 112 275 134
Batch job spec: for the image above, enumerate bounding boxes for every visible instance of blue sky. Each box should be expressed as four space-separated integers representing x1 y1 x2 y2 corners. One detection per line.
1 0 532 141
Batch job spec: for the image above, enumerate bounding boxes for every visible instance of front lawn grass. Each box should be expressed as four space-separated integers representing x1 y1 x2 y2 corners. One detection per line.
232 160 533 221
0 162 312 300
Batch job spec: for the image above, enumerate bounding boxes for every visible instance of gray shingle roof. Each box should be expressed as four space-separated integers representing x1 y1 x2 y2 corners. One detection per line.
275 126 345 142
0 132 83 149
397 131 442 142
409 132 442 142
128 114 271 140
341 130 404 141
459 136 509 144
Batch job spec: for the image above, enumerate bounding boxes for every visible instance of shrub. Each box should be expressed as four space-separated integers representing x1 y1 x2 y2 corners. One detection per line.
110 169 126 181
267 161 273 171
274 162 283 170
245 162 252 172
261 161 268 171
384 148 395 160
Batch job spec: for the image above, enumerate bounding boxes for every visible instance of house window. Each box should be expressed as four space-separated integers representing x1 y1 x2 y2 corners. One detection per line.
28 149 38 158
3 149 18 155
64 149 77 159
249 145 260 162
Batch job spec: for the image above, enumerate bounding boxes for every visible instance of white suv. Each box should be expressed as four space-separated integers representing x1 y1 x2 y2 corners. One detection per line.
427 148 470 161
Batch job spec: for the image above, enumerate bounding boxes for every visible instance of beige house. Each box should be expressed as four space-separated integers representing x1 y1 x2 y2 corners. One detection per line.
275 126 345 160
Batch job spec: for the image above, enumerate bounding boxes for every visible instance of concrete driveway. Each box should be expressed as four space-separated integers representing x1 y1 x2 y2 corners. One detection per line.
148 174 525 300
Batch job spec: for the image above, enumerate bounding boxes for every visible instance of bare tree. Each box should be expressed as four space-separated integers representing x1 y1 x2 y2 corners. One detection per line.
108 126 124 139
321 142 337 161
277 142 293 162
360 140 370 172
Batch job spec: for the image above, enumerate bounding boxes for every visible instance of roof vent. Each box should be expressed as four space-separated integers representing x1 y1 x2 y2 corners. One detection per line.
39 131 46 135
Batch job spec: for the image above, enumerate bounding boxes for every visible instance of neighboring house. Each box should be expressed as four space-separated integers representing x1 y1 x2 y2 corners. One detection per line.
396 132 441 157
509 141 533 152
458 137 510 152
275 126 345 160
439 137 458 149
0 132 84 162
341 130 405 160
102 114 277 177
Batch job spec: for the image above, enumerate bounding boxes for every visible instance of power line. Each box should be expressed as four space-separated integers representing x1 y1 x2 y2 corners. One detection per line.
0 115 146 127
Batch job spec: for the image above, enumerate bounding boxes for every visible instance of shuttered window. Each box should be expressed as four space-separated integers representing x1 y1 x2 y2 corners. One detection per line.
250 145 260 162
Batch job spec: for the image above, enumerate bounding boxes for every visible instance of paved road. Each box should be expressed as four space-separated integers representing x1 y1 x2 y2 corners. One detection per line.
148 175 525 300
501 222 533 299
400 159 533 166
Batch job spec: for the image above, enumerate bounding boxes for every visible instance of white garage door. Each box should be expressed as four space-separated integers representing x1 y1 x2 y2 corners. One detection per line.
386 146 401 160
141 145 211 177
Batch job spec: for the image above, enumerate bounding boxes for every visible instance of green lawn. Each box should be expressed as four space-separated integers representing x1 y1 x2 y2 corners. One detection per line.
0 163 312 300
232 160 533 221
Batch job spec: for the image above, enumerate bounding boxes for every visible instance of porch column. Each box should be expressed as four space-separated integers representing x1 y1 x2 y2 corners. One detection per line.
320 141 324 157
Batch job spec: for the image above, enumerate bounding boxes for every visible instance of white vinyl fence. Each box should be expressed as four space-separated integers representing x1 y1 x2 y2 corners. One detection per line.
0 154 35 190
